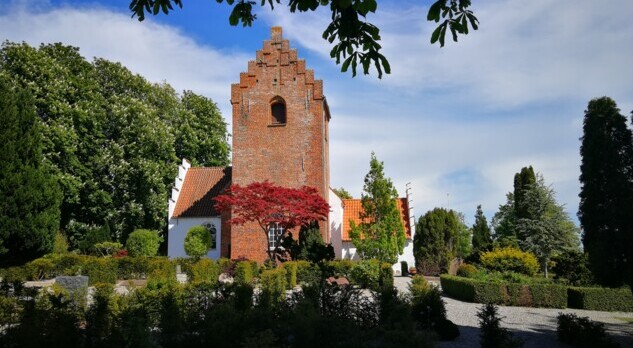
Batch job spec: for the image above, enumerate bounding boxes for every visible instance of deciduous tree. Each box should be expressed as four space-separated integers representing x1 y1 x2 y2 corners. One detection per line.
515 175 580 277
128 0 479 78
579 97 633 288
349 152 406 265
214 181 330 262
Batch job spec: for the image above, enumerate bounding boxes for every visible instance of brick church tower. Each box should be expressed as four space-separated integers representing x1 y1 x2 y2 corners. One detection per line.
229 27 331 261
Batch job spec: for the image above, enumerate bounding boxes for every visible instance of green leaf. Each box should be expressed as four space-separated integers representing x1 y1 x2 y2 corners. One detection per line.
427 0 443 22
430 23 443 44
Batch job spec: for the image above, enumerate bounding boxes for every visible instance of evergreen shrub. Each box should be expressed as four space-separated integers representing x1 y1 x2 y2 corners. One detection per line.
480 247 539 276
184 226 212 259
282 261 298 289
234 261 254 285
24 257 55 280
557 313 618 348
327 259 354 278
379 262 394 289
83 257 118 284
260 268 287 306
568 286 633 312
188 258 219 285
296 260 321 286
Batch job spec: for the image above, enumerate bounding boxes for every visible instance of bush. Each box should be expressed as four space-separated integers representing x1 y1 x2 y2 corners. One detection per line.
24 257 55 280
326 259 354 279
53 232 69 254
440 275 567 308
78 224 112 255
379 262 394 289
296 260 322 286
557 313 618 348
234 261 254 285
184 226 212 259
456 263 478 278
82 257 118 284
350 259 380 289
400 261 408 276
477 303 523 348
282 261 298 289
125 229 162 257
551 251 593 286
93 242 123 257
409 275 447 330
260 268 287 306
188 258 219 285
568 286 633 312
117 256 151 279
435 318 460 341
480 247 539 276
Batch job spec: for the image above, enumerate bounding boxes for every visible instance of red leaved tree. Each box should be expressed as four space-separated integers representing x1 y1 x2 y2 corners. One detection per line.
214 181 330 262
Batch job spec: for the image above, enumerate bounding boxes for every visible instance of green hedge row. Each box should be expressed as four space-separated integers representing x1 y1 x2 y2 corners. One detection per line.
440 275 567 308
568 286 633 312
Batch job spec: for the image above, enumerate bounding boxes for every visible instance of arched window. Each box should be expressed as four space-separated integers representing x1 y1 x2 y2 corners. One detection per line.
270 96 286 124
202 222 217 250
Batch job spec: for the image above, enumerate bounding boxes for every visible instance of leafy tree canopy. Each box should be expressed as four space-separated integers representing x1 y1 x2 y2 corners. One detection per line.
214 181 330 261
0 42 230 247
332 187 353 199
349 152 406 265
128 0 479 78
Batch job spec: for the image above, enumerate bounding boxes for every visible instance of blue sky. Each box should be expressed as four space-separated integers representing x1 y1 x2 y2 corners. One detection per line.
2 0 633 227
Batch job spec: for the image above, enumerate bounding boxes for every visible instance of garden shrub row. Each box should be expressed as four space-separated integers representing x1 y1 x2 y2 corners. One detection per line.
568 286 633 312
440 275 567 308
2 255 396 291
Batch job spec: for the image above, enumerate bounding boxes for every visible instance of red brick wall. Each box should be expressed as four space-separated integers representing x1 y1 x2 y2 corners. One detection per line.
229 27 331 262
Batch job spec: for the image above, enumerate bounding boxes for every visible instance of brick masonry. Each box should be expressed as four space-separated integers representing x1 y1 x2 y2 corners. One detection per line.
229 27 331 262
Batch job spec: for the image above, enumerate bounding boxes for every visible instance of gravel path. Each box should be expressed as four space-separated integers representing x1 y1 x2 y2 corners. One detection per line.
393 277 633 348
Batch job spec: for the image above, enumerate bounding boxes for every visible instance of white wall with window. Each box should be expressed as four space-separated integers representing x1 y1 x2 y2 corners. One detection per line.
168 216 222 259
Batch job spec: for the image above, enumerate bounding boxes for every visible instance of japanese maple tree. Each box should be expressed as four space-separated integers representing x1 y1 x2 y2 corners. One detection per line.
214 181 330 261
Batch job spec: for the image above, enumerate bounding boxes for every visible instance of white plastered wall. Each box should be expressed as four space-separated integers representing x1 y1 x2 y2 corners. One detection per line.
328 188 344 259
168 217 222 259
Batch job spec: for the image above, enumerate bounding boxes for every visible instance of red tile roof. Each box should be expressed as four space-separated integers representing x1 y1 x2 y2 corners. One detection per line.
341 198 412 242
172 167 232 218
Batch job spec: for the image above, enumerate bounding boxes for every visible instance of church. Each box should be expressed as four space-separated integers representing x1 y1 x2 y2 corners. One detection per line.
167 27 415 273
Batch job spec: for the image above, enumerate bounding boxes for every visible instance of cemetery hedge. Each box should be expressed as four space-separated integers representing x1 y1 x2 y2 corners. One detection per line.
568 286 633 312
440 275 567 308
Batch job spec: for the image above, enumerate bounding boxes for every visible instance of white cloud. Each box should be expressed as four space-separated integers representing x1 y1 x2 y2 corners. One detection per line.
0 2 250 119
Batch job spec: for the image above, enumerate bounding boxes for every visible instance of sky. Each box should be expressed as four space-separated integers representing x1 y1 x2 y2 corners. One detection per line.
2 0 633 227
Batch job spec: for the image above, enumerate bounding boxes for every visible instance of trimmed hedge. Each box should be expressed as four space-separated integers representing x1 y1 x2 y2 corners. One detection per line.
568 286 633 312
440 275 567 308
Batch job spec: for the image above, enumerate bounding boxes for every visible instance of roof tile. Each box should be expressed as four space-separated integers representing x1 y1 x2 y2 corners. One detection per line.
341 198 412 242
172 167 232 218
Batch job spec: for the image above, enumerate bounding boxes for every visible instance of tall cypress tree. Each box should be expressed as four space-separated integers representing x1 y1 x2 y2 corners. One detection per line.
514 166 536 220
579 97 633 287
471 205 492 254
0 76 62 265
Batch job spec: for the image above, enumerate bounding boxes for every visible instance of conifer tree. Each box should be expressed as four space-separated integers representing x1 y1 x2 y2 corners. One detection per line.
0 76 62 264
471 205 492 254
579 97 633 287
350 152 406 264
414 208 460 275
514 166 536 220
